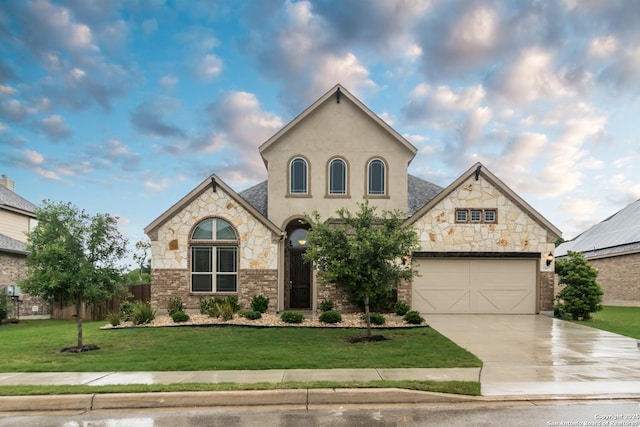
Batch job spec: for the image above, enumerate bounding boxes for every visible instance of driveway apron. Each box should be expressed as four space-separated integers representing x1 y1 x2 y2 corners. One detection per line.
425 314 640 396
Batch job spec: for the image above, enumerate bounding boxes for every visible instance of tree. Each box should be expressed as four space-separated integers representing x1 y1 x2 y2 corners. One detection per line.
125 239 151 284
20 200 127 351
554 251 603 320
304 202 420 337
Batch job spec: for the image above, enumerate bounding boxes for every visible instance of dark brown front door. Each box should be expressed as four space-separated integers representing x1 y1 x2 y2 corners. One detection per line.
289 249 311 309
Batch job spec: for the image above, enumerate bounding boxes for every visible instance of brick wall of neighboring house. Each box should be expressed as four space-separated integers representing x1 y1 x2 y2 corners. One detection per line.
0 252 50 318
151 268 279 312
539 270 555 311
588 252 640 306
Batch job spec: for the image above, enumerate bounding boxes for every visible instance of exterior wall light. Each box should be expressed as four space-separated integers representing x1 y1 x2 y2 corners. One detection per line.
546 252 554 267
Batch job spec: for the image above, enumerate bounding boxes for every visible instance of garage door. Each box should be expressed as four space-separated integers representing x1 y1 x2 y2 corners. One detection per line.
412 258 537 314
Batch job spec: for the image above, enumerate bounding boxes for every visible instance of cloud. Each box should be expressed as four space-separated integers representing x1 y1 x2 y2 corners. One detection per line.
176 26 223 81
0 99 31 122
145 178 169 192
85 139 141 172
159 74 178 89
130 98 186 139
38 114 72 140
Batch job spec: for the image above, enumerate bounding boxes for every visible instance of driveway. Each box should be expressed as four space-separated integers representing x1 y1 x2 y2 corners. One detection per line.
425 314 640 396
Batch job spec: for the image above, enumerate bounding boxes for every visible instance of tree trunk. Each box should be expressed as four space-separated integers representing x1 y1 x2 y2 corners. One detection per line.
76 300 83 349
364 293 372 337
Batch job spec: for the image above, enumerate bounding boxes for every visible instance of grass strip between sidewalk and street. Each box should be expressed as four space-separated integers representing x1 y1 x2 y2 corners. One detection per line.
0 380 481 397
0 320 482 372
575 306 640 339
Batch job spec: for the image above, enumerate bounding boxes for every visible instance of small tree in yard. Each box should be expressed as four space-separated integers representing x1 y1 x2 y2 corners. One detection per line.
554 251 603 320
20 200 127 352
304 202 419 338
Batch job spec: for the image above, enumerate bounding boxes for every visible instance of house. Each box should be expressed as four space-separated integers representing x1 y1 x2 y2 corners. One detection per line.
145 84 561 314
0 175 50 318
556 199 640 306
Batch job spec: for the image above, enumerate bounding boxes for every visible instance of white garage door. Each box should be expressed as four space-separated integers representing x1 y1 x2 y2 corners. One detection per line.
412 258 537 314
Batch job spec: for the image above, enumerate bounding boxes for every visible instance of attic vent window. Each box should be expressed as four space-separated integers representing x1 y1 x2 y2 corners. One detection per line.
455 209 497 224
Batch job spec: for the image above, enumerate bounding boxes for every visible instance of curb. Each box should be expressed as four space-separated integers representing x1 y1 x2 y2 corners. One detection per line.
2 389 640 413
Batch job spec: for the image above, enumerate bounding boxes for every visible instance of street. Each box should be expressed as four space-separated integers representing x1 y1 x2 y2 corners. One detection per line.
1 400 639 427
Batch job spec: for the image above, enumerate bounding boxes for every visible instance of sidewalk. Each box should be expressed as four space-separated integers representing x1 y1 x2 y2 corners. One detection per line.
0 368 479 387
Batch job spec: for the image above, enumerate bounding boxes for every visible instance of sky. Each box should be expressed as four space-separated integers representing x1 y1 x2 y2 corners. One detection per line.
1 0 640 269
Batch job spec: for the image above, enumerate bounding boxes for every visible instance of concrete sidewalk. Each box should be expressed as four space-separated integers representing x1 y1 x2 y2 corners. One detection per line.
0 367 479 386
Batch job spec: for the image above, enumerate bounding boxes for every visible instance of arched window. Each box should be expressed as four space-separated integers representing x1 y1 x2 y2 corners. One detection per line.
191 218 238 293
368 159 386 195
290 157 308 194
328 158 347 195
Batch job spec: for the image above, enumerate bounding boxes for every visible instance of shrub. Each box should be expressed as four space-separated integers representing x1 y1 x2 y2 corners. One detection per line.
199 297 220 317
106 311 121 326
167 296 186 316
171 311 190 323
0 293 8 323
119 301 134 322
319 310 342 324
363 312 386 325
224 295 241 313
281 310 305 324
319 299 334 312
131 301 156 325
243 310 262 320
403 310 425 325
250 295 270 313
394 301 410 316
219 300 235 321
555 251 603 320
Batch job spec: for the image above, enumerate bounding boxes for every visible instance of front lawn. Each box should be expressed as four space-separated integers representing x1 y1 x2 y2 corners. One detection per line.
0 320 482 372
575 306 640 339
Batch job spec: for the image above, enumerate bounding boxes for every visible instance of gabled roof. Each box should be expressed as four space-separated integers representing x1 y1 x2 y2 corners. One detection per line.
0 233 27 255
144 174 282 237
404 162 562 239
556 198 640 258
0 185 37 217
258 84 418 164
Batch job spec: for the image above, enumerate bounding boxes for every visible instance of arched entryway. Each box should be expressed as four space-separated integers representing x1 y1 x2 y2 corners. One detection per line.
285 220 311 309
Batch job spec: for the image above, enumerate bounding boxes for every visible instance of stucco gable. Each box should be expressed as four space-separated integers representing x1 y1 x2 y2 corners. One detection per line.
406 162 561 239
144 174 281 240
258 84 417 163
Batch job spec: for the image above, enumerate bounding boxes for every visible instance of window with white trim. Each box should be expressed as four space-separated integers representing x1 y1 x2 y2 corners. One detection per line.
368 159 385 195
290 157 308 194
329 158 347 195
191 218 238 293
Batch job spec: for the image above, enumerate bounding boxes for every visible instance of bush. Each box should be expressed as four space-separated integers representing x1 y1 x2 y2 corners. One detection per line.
167 296 186 316
0 293 8 323
319 310 342 324
119 301 134 322
394 301 410 316
250 295 270 313
199 297 219 317
403 310 425 325
243 310 262 320
219 300 235 321
281 310 305 324
171 311 190 323
363 312 386 325
224 295 241 313
319 299 334 312
555 251 603 320
106 311 121 326
131 301 156 325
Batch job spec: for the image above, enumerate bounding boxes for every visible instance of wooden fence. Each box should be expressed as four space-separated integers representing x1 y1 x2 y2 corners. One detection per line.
51 284 151 321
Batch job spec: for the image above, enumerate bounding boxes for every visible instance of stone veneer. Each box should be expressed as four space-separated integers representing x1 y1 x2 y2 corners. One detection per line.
0 252 50 317
148 185 281 311
410 176 557 312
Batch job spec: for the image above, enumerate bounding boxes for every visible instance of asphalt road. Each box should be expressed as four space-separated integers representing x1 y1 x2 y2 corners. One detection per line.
1 400 639 427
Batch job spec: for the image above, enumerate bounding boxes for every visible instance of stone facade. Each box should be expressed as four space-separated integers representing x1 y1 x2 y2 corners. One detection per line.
0 252 50 317
587 252 640 306
539 271 555 311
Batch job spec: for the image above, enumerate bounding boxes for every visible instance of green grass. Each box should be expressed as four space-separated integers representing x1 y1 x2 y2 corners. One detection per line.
0 380 481 396
575 306 640 339
0 320 482 372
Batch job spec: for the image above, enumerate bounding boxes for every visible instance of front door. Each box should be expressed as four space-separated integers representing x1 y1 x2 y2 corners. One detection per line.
289 249 311 309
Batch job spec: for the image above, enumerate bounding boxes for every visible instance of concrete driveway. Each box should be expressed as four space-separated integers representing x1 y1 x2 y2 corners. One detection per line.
425 314 640 396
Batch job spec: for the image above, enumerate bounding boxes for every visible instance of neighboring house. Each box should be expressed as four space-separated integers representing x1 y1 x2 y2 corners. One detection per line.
556 199 640 306
145 85 561 315
0 175 50 318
